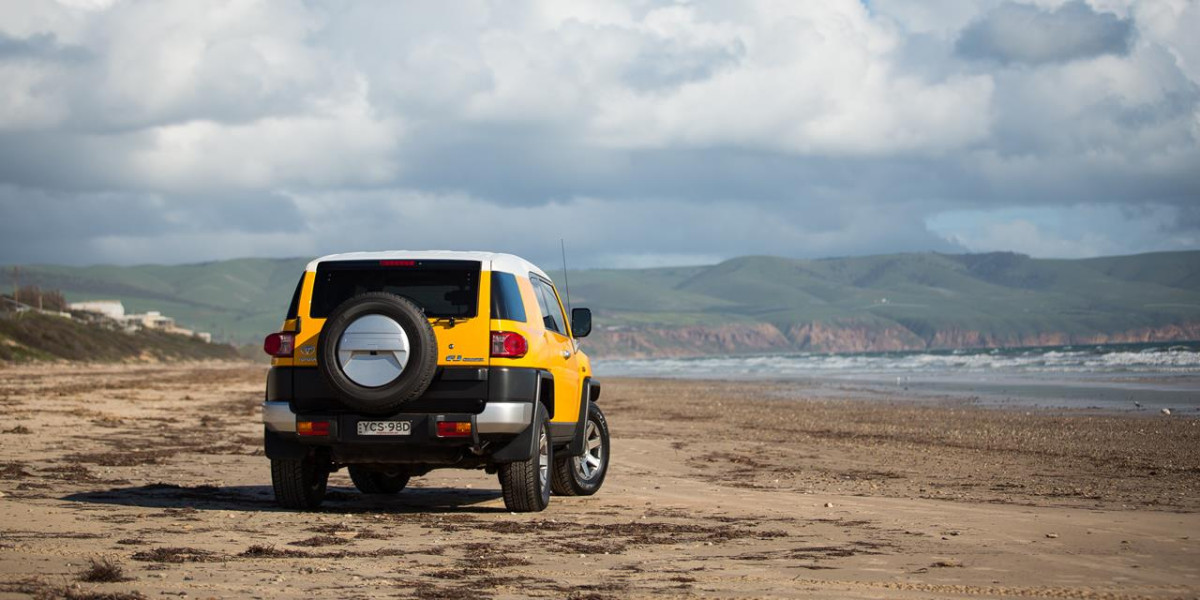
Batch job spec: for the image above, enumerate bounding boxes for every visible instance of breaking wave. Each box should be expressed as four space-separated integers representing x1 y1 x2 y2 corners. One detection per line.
595 342 1200 379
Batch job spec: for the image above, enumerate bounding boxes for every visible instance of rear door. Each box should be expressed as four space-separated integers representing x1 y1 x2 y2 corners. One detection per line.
530 275 582 425
307 259 490 367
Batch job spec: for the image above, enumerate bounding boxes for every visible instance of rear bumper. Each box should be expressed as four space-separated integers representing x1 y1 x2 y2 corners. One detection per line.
262 365 545 464
261 400 532 435
263 401 296 432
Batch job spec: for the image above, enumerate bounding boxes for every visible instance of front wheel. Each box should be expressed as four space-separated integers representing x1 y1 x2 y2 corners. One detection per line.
497 403 552 512
551 403 610 496
271 453 330 510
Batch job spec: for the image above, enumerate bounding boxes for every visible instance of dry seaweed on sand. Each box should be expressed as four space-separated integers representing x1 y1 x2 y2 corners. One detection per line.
77 557 132 583
130 547 222 563
288 535 351 547
239 545 312 558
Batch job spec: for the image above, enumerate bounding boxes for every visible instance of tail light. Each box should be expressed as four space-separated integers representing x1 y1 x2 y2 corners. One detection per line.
490 331 527 358
263 332 295 357
436 421 472 438
297 420 330 436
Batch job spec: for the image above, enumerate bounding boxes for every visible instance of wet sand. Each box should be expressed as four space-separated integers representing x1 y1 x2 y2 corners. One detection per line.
0 363 1198 599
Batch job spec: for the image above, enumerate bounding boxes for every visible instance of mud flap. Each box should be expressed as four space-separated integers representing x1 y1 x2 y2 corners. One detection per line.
264 427 310 460
565 379 595 457
490 401 545 464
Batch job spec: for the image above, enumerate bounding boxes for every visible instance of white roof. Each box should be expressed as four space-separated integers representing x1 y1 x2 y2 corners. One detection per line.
305 250 551 280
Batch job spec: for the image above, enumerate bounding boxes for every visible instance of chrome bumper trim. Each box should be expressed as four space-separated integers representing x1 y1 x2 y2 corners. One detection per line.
476 402 532 434
262 400 530 435
262 401 296 433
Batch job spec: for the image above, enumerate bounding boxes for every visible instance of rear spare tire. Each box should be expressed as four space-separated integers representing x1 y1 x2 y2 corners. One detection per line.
317 292 438 415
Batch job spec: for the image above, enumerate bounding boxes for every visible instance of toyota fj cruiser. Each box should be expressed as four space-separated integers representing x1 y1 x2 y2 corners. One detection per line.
261 251 608 512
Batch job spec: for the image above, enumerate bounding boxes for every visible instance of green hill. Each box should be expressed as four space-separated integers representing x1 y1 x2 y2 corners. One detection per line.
2 251 1198 356
0 311 240 363
1 258 309 347
567 251 1200 355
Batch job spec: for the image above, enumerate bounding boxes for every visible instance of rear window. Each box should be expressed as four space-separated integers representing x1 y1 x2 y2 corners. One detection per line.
311 260 480 319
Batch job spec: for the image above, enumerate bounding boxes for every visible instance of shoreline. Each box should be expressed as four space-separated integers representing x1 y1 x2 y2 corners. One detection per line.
594 361 1200 414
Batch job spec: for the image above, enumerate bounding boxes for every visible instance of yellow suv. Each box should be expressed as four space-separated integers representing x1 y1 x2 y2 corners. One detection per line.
261 251 608 512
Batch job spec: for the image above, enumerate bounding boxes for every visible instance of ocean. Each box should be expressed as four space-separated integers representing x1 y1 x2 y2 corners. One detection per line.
593 341 1200 413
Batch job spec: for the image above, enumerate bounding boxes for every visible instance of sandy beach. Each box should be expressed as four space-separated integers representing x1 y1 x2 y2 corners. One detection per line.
1 362 1197 599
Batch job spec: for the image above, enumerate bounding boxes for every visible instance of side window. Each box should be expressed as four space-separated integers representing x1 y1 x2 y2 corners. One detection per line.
285 273 304 319
490 271 527 322
532 277 567 335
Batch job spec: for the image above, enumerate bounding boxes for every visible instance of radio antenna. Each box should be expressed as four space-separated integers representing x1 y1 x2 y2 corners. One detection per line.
559 239 573 315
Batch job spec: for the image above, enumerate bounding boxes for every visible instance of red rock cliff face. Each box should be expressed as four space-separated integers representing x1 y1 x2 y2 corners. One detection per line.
586 323 792 358
785 322 924 353
924 322 1200 350
584 321 1200 358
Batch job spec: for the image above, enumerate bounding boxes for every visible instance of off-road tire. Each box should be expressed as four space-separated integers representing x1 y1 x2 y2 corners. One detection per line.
551 403 610 496
317 292 438 415
348 466 410 494
498 403 552 512
271 454 330 510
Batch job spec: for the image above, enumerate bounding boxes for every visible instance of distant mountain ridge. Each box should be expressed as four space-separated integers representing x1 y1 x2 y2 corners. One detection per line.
2 251 1198 356
570 251 1200 356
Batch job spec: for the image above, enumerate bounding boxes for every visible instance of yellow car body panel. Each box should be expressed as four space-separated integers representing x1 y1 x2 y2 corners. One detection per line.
488 273 583 424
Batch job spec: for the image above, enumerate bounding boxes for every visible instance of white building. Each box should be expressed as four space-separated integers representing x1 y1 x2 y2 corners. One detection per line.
68 300 126 320
68 301 213 343
136 311 176 330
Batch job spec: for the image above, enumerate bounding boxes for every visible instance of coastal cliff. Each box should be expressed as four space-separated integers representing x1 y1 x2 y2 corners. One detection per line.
584 320 1200 358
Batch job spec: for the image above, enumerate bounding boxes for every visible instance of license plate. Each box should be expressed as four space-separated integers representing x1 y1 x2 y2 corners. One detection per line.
356 421 412 436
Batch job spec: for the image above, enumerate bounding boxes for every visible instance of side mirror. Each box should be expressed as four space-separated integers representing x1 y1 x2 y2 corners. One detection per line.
571 307 592 338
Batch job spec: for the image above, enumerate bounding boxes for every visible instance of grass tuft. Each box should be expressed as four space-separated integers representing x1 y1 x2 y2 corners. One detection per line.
77 558 131 583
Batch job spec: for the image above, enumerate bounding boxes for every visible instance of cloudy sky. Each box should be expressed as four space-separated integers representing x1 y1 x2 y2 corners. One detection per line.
0 0 1197 268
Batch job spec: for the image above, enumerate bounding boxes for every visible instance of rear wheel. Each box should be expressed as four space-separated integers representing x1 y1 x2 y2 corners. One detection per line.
551 403 610 496
498 403 552 512
348 466 410 494
271 453 330 510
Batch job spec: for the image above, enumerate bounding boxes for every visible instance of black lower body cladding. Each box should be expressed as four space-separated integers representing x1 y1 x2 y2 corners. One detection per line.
267 366 541 414
265 366 547 465
486 367 541 405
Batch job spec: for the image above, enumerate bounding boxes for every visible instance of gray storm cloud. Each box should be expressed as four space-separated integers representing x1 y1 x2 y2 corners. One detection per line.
956 2 1133 65
0 0 1197 267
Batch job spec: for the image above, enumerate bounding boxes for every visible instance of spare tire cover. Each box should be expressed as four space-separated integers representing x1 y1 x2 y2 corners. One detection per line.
317 292 438 415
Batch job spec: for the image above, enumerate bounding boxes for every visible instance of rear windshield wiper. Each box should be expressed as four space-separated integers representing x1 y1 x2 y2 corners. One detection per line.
432 317 459 328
